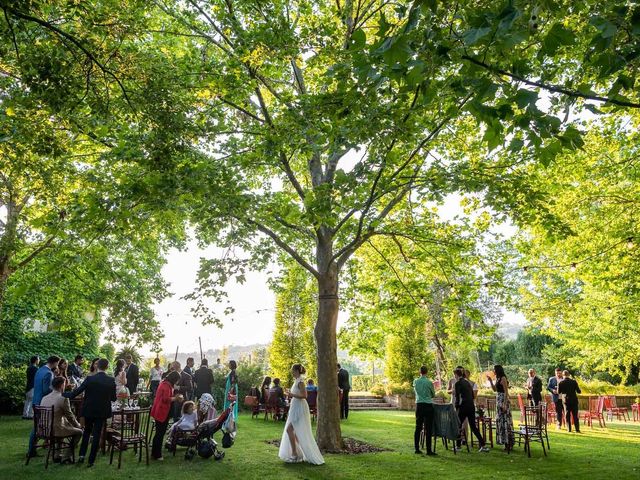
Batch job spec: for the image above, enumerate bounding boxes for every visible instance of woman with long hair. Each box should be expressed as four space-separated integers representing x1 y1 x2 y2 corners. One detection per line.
278 364 324 465
487 364 515 452
114 358 127 394
259 376 272 404
224 360 239 421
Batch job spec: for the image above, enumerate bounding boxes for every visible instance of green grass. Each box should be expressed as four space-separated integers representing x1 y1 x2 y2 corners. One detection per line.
2 411 639 479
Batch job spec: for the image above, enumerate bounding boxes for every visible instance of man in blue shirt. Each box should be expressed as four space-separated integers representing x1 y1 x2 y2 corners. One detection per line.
413 365 436 456
27 355 60 457
547 368 564 428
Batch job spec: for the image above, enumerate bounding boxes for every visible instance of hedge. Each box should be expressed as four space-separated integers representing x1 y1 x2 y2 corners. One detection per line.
0 365 26 414
351 375 384 392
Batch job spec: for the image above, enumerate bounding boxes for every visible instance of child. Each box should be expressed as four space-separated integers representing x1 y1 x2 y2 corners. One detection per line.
167 401 198 449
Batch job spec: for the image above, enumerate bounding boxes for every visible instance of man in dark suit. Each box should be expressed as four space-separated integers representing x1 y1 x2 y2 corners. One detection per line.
337 363 350 420
547 368 564 428
125 354 139 395
526 368 543 406
67 354 85 381
65 358 116 467
193 358 214 399
184 357 195 376
23 355 39 420
558 370 582 433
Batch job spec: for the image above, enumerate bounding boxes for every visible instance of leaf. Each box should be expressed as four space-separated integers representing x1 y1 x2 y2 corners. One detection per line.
589 16 617 39
514 89 539 108
542 24 576 55
462 27 491 46
6 107 15 116
350 28 366 50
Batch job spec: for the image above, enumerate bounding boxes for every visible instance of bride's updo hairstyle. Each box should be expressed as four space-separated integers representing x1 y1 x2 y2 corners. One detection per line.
292 364 306 375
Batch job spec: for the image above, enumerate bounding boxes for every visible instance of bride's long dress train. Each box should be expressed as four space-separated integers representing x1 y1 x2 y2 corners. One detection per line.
278 379 324 465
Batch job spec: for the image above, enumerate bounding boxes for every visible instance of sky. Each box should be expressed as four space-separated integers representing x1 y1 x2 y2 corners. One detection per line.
145 194 525 357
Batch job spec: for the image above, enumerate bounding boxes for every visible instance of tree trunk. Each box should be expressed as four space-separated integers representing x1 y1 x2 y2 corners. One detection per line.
314 238 343 451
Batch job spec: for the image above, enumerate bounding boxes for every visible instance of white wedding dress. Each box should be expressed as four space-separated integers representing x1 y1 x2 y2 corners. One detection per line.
278 378 324 465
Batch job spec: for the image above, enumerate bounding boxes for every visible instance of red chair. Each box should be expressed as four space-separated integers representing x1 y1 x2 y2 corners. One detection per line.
307 390 318 421
581 396 606 428
604 396 629 422
517 394 526 423
632 403 639 422
545 395 558 425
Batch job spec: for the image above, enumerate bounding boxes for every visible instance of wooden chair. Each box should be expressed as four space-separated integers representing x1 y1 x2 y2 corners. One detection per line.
516 405 547 457
604 396 630 422
26 406 76 468
307 390 318 421
106 408 150 469
581 396 606 428
632 403 639 422
264 392 283 421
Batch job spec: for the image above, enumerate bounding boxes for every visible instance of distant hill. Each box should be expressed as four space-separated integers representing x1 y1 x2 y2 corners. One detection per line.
159 343 268 366
497 322 523 340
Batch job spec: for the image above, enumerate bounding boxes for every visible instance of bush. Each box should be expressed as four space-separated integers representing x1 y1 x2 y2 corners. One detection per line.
351 374 384 392
576 377 640 395
0 365 26 414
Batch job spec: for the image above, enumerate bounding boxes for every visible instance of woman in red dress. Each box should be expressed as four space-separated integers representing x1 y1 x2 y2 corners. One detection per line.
150 371 182 460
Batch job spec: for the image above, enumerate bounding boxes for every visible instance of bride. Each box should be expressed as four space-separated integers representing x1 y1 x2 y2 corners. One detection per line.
278 364 324 465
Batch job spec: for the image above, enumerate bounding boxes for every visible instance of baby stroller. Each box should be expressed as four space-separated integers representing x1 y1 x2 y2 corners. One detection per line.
179 401 236 461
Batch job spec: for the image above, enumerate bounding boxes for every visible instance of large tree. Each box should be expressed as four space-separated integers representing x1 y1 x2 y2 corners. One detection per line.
148 0 640 449
4 0 640 450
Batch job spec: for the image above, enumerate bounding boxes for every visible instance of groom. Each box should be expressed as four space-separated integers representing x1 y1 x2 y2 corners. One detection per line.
337 364 350 420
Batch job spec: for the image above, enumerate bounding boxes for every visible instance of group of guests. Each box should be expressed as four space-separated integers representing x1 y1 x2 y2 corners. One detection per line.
412 363 585 458
24 353 239 466
149 358 238 460
252 364 350 421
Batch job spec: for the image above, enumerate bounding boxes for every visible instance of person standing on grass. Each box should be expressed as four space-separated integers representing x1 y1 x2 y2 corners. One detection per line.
193 358 214 400
67 355 85 382
413 365 436 456
547 368 564 428
224 360 239 421
150 371 183 460
65 358 116 467
454 368 489 453
337 363 351 420
149 357 164 401
125 354 139 395
558 370 581 433
23 355 39 420
487 364 514 452
525 368 543 406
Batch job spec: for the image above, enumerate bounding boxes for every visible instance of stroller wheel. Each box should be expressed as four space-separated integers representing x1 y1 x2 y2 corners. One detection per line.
214 450 225 461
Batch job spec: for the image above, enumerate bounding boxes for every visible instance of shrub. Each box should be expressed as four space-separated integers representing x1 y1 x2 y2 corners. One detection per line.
209 362 265 412
0 365 26 414
351 374 384 392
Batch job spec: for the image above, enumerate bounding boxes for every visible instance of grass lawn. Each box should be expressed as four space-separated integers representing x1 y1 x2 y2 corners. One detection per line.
2 411 639 480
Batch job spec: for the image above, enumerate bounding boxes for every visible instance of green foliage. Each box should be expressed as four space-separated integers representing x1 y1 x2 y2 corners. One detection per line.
268 263 317 386
114 346 142 365
384 317 435 385
351 375 384 392
209 361 265 412
0 365 25 414
99 343 116 364
1 330 100 368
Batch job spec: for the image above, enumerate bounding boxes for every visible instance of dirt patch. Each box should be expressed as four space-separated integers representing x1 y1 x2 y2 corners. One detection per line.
266 437 390 454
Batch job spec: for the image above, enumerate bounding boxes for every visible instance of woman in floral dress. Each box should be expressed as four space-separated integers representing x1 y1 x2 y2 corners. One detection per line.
487 364 514 452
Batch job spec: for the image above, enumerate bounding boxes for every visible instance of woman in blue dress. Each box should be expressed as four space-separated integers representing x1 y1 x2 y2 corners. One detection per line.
224 360 239 421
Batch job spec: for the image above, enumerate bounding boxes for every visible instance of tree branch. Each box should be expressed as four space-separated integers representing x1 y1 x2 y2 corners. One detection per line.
6 6 133 108
16 235 56 269
462 55 640 109
243 218 319 278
